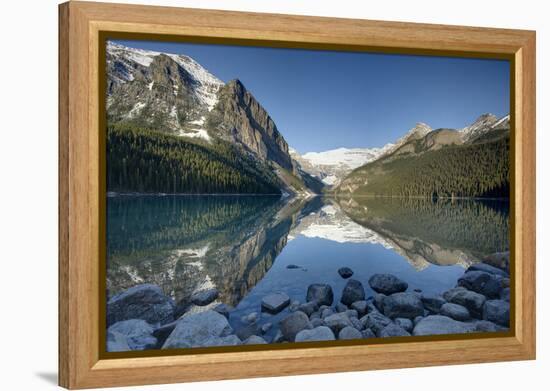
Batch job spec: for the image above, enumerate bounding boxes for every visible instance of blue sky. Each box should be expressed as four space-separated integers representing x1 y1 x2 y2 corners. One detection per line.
113 40 510 154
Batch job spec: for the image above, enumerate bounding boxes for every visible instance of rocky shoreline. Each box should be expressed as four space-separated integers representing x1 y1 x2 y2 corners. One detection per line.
107 252 510 352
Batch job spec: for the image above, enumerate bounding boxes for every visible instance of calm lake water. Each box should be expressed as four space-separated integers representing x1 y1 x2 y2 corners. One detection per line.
106 195 509 341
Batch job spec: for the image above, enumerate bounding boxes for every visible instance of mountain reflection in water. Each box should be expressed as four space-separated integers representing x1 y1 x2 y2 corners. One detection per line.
107 195 509 315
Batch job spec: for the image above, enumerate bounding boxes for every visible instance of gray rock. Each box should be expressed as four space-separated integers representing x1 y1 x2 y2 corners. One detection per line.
191 288 219 306
338 326 363 340
280 311 310 341
368 274 408 295
440 303 470 321
306 284 334 306
311 318 325 328
309 311 321 320
272 330 285 343
336 302 348 313
321 308 334 319
458 271 501 299
152 321 178 344
260 322 272 334
382 292 424 319
241 312 259 324
413 315 475 336
295 326 335 342
162 310 233 349
298 301 319 316
360 312 392 336
468 261 509 277
500 287 510 302
107 330 131 352
213 303 232 319
351 301 369 317
394 318 413 333
261 292 291 314
362 328 376 339
413 316 424 325
338 267 354 279
443 287 486 318
235 324 260 341
107 319 157 350
107 284 175 327
244 335 268 345
324 312 353 333
421 294 446 313
374 293 386 312
380 323 410 337
482 300 510 327
346 309 359 319
341 279 366 306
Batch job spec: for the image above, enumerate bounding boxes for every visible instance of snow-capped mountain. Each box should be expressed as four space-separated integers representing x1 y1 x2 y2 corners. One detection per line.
460 113 510 143
290 144 394 186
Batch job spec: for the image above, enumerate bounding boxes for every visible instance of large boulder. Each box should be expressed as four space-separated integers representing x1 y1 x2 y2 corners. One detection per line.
108 319 157 350
261 292 290 314
280 311 310 342
439 303 470 321
324 312 353 333
162 310 233 349
306 284 334 306
295 326 335 342
360 312 392 336
482 300 510 327
458 271 501 299
379 323 410 337
412 315 475 336
382 292 424 319
338 326 363 340
443 287 486 318
420 294 446 313
107 284 175 327
368 274 408 295
341 279 366 306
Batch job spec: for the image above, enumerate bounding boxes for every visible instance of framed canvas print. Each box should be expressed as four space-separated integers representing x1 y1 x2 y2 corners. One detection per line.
58 1 536 389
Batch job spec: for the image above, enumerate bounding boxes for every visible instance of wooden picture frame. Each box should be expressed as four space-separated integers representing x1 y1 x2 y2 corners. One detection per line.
59 1 536 389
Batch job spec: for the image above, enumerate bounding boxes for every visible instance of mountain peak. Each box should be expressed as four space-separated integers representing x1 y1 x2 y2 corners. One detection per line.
460 113 500 142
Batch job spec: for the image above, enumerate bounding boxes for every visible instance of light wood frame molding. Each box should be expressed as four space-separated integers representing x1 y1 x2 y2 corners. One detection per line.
59 1 536 389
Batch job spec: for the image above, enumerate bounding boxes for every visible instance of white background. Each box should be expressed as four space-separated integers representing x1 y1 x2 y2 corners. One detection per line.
0 0 547 389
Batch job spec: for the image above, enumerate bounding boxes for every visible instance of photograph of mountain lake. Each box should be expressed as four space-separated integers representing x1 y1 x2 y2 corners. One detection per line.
105 40 512 353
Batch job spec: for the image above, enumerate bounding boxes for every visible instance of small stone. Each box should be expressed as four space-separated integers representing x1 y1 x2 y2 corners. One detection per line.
309 311 321 320
321 308 334 319
190 288 219 306
261 292 290 314
473 320 501 332
413 316 424 325
360 312 392 336
295 326 335 342
482 300 510 327
443 287 486 318
107 330 131 352
244 335 268 345
440 302 470 321
368 274 408 295
414 288 422 293
108 319 157 351
280 311 310 342
338 267 354 279
306 284 334 306
242 312 259 324
458 271 501 299
346 309 359 319
289 300 301 312
272 330 285 343
421 294 446 313
350 317 363 331
351 301 369 317
341 279 366 306
324 312 353 333
298 301 319 316
394 318 413 333
500 287 510 302
338 326 363 340
235 324 260 341
286 264 302 269
260 322 272 334
374 293 386 312
201 334 241 347
379 323 410 337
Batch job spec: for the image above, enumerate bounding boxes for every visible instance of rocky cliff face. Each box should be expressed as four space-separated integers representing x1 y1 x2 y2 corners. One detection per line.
206 79 293 170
